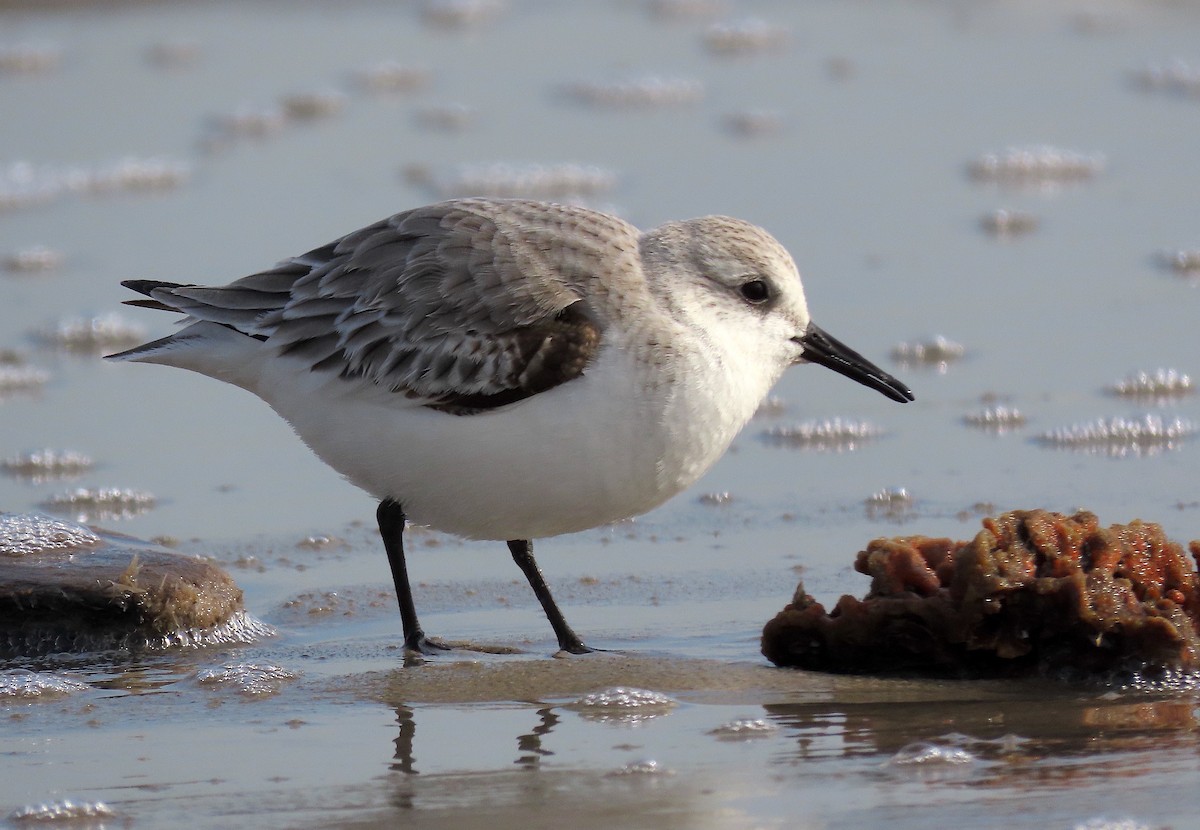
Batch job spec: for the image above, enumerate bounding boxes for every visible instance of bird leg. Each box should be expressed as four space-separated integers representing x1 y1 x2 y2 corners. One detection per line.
377 498 450 656
507 539 592 654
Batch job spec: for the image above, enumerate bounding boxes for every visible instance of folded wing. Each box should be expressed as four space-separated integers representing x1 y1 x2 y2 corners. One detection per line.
121 199 624 413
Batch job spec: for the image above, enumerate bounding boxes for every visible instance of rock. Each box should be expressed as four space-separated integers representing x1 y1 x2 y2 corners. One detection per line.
762 510 1200 677
0 513 271 656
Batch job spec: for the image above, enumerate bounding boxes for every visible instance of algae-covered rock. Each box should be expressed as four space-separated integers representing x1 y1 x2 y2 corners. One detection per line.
763 510 1200 677
0 513 271 656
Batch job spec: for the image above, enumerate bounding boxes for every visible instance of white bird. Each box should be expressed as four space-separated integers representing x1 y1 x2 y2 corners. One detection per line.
108 198 913 655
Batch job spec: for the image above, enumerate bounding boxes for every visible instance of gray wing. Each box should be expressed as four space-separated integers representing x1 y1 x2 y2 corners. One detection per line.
125 199 630 412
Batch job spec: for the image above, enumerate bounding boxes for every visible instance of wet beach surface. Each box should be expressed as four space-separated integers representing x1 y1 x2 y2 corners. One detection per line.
1 1 1199 827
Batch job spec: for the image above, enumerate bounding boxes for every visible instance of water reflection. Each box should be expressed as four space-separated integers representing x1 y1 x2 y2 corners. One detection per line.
514 706 559 768
765 690 1200 785
390 704 417 775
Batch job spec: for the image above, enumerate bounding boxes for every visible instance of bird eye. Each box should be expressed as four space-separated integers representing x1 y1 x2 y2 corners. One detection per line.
739 279 771 304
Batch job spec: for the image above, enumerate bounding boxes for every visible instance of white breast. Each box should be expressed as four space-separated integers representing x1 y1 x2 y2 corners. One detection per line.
258 340 748 541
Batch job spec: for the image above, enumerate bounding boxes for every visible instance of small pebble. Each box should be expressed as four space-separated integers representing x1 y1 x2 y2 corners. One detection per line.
1158 250 1200 275
145 39 202 69
281 89 347 120
980 208 1039 237
723 109 784 137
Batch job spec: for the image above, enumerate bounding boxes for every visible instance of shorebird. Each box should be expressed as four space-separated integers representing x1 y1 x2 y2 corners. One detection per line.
108 198 913 655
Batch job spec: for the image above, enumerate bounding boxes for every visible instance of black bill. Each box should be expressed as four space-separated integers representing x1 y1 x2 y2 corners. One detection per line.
795 323 914 403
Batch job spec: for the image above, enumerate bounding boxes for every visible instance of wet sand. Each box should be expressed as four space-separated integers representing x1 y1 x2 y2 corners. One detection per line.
1 1 1199 828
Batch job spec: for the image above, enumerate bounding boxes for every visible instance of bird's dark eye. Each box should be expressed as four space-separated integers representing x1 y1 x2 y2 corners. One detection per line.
739 279 771 304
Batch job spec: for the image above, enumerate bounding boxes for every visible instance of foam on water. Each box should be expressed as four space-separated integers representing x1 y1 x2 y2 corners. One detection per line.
0 669 90 699
568 687 678 725
0 41 62 74
1 609 276 657
1073 819 1153 830
8 800 116 823
762 418 883 451
36 313 147 353
608 759 673 776
886 741 975 766
890 335 965 369
963 404 1027 431
968 145 1105 185
196 663 299 696
1035 414 1196 456
431 162 617 200
708 717 778 740
3 245 63 273
2 449 94 481
0 365 49 396
1107 369 1193 399
0 512 101 557
564 76 705 108
42 487 157 522
703 17 789 55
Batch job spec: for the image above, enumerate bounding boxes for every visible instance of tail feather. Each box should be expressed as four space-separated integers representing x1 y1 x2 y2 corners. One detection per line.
105 332 197 361
121 279 191 298
122 298 180 311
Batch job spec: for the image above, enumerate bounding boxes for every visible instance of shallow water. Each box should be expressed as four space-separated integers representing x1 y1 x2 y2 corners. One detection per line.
1 1 1199 827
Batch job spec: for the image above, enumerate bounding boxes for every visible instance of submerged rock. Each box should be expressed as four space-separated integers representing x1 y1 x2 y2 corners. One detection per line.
762 510 1200 677
0 513 271 656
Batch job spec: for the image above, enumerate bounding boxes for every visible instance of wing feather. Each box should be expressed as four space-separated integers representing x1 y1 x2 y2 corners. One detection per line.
125 198 638 412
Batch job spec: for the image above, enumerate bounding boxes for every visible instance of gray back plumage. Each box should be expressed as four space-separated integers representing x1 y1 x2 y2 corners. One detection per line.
125 199 646 412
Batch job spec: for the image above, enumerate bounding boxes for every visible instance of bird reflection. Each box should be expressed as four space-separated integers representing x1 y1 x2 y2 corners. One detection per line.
515 706 559 768
389 702 563 775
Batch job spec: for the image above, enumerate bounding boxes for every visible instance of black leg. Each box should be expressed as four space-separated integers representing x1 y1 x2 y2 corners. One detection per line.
507 539 592 654
377 498 448 656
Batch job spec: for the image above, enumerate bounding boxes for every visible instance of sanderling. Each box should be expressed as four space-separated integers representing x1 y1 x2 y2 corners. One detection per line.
108 197 913 655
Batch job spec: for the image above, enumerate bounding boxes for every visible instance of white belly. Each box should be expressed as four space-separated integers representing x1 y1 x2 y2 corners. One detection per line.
257 344 753 540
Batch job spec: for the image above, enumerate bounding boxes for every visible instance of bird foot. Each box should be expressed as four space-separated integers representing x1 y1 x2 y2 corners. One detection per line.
403 632 452 657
